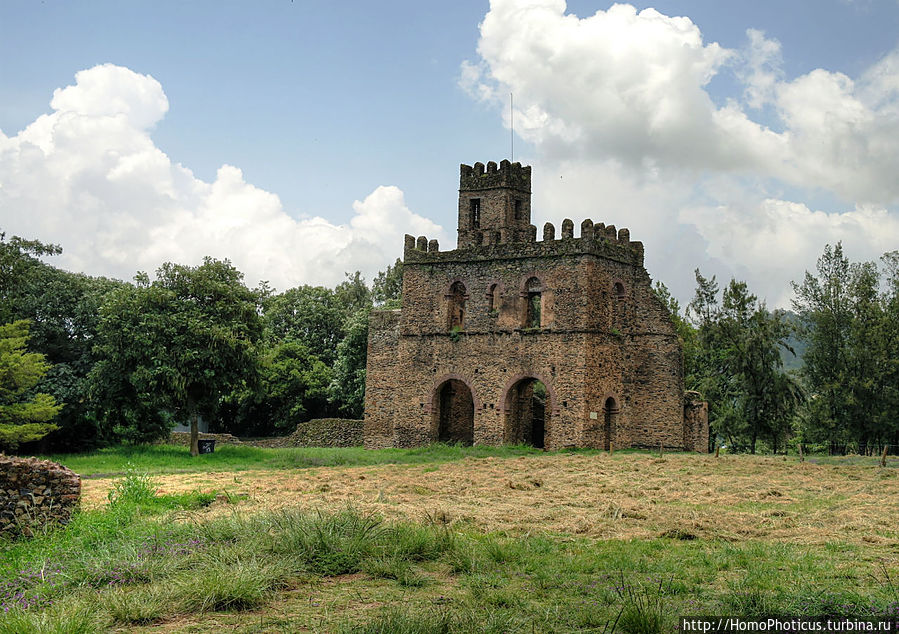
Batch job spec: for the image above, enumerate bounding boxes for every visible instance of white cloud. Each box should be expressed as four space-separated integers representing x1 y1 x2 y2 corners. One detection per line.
739 29 783 109
462 0 899 306
681 193 899 307
0 64 445 290
464 0 899 204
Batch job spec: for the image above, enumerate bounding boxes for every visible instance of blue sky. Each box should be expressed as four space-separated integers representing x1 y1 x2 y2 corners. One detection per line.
2 1 899 307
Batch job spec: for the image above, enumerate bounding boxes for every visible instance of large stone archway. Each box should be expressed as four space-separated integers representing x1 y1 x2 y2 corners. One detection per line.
432 379 474 445
503 377 553 448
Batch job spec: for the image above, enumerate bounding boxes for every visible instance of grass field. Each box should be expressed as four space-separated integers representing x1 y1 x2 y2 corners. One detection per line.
3 446 898 632
45 442 546 477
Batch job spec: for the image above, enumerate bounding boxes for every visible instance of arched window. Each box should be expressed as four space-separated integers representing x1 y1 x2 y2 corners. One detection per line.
613 281 626 301
524 277 542 328
447 281 467 330
487 283 498 313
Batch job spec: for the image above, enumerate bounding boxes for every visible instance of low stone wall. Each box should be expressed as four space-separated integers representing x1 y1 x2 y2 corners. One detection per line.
166 432 243 447
1 455 81 538
288 419 364 448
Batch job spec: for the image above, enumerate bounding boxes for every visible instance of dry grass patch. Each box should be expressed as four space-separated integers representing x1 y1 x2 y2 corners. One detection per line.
80 452 899 549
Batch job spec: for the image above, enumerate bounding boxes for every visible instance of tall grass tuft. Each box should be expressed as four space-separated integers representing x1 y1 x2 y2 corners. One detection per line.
106 464 157 507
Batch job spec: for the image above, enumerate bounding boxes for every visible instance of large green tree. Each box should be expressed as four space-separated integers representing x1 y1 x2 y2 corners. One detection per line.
793 244 898 453
263 286 346 366
90 258 262 455
0 320 62 451
0 233 61 324
688 272 801 453
329 307 370 418
0 233 123 450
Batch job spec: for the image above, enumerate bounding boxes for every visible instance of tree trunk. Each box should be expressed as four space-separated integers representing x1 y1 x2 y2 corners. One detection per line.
189 404 199 457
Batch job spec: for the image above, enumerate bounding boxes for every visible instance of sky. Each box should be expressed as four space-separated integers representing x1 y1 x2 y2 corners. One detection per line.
2 0 898 308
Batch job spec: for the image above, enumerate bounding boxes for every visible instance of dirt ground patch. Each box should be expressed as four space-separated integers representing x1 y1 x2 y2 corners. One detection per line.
80 452 899 548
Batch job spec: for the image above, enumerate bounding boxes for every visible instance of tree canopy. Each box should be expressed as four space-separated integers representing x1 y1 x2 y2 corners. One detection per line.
0 320 62 451
90 258 263 455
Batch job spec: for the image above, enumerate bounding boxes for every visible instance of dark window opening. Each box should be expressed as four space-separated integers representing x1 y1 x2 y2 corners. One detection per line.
614 282 626 301
487 283 498 313
447 281 467 330
514 199 522 220
470 199 481 229
525 276 541 328
603 397 619 450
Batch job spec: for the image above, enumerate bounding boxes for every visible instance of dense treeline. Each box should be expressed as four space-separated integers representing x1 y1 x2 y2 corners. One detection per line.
658 243 899 454
2 229 896 455
0 232 403 453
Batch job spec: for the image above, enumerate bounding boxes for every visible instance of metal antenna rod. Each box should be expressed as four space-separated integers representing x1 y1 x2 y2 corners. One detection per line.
510 92 514 162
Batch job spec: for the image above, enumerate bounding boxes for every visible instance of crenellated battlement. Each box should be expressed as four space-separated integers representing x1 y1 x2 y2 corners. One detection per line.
404 217 643 266
459 159 531 192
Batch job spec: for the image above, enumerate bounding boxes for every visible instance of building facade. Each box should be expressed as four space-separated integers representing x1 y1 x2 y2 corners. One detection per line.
364 160 707 452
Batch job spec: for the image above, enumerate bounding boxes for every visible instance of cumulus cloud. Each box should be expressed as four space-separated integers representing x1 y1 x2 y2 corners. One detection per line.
463 0 899 202
462 0 899 305
681 195 899 307
0 64 444 290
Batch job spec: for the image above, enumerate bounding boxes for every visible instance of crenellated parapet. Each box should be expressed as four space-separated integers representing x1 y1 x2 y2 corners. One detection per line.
406 234 441 256
460 159 531 192
404 217 644 266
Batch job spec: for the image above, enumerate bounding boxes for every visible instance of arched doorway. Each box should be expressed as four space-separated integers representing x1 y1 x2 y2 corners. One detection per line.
433 379 474 445
603 396 619 450
504 378 548 448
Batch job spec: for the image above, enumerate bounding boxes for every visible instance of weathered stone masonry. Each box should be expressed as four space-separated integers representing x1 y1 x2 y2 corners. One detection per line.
364 160 708 452
1 455 81 537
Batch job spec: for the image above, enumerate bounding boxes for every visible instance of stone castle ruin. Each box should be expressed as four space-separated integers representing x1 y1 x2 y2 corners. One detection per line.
363 160 708 452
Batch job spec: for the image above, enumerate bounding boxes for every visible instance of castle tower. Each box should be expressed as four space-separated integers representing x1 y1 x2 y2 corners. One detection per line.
457 159 532 248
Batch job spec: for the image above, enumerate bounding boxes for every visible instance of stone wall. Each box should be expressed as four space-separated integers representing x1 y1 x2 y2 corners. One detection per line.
166 432 243 446
289 419 364 447
0 455 81 538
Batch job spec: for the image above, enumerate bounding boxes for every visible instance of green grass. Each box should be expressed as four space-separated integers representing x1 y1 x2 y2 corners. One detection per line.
3 467 899 632
41 442 550 477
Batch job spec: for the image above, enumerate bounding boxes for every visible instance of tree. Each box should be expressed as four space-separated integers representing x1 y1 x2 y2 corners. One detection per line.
223 341 331 436
263 286 346 366
0 233 62 324
792 243 861 452
329 307 370 418
687 272 801 453
90 258 262 455
373 259 403 308
334 271 372 317
0 320 62 451
717 281 799 453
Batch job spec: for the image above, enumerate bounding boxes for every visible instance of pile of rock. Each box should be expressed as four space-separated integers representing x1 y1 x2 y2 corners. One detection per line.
0 455 81 538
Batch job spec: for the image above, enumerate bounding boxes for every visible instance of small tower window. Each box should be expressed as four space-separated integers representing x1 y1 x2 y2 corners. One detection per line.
447 281 467 330
614 282 626 301
524 277 542 328
487 283 498 313
470 199 481 229
514 199 522 220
